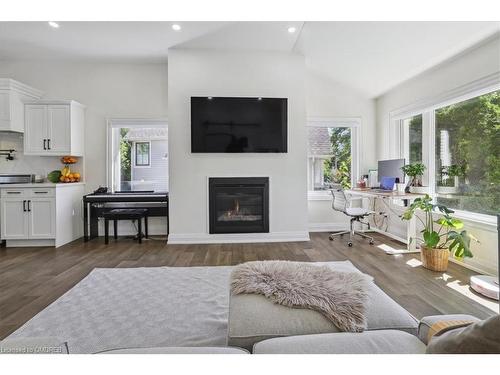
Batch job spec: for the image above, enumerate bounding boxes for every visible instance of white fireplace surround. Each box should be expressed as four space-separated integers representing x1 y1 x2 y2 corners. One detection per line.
167 175 310 244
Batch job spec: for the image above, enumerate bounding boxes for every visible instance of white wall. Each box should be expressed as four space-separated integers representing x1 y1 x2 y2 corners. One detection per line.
306 70 377 230
375 36 500 275
0 61 169 235
167 49 308 243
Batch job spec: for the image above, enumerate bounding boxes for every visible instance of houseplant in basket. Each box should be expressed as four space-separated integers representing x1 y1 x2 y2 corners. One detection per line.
401 163 427 193
401 194 478 271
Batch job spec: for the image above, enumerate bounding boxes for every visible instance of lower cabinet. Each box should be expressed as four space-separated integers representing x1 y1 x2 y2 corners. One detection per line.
0 198 29 239
0 189 56 240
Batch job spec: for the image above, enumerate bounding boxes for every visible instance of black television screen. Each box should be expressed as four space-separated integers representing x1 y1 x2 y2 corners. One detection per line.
191 96 287 153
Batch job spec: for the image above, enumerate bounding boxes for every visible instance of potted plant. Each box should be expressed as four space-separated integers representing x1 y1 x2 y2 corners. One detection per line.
436 164 466 194
401 163 427 193
402 194 478 271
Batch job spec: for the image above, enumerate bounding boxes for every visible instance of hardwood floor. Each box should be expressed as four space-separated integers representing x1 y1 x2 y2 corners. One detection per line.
0 232 497 339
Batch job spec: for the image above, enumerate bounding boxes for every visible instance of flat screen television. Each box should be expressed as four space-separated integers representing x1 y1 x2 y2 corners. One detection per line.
191 96 287 153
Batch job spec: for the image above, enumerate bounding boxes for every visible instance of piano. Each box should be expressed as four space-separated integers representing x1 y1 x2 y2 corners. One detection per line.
83 191 169 241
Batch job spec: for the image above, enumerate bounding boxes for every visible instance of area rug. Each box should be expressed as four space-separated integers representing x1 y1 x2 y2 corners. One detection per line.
8 261 365 353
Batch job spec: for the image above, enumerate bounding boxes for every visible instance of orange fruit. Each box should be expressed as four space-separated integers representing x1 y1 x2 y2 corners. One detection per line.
74 173 80 179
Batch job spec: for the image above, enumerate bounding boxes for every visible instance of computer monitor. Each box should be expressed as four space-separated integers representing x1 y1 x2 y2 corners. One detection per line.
378 158 405 184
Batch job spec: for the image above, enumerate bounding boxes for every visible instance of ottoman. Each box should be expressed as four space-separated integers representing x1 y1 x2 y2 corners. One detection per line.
227 261 418 351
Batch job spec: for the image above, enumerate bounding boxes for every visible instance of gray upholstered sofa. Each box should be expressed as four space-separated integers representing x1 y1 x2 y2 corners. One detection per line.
1 314 483 354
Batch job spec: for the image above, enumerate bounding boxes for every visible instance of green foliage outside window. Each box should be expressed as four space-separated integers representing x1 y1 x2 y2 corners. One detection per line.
435 90 499 216
324 127 351 188
120 128 131 183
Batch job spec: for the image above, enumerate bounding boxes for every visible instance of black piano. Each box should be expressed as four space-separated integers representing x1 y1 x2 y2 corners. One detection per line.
83 191 169 241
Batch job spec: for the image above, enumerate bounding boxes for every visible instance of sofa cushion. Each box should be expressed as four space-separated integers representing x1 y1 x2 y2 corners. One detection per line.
253 331 426 354
99 346 249 354
0 337 69 354
227 261 418 351
426 315 500 354
418 314 480 345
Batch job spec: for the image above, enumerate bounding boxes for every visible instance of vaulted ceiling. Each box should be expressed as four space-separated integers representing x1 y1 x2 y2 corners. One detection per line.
0 21 498 97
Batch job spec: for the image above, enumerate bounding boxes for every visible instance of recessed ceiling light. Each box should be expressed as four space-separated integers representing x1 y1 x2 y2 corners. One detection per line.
48 21 60 29
172 24 181 31
287 26 296 33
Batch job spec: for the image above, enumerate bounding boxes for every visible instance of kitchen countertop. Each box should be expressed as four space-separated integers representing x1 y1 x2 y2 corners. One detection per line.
0 182 86 188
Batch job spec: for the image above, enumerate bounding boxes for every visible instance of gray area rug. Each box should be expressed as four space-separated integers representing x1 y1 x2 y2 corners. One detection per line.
8 261 362 353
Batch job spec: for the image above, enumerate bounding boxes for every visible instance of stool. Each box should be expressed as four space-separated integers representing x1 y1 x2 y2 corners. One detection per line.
102 209 148 244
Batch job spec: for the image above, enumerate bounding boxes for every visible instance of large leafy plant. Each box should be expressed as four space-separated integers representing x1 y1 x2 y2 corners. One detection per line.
401 163 426 187
401 194 478 259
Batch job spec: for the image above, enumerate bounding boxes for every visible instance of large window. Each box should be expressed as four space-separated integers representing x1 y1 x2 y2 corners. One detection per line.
400 88 499 218
434 91 499 216
108 120 168 192
307 119 359 196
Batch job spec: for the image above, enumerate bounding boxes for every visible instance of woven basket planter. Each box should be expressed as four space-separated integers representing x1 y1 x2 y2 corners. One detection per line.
421 246 449 272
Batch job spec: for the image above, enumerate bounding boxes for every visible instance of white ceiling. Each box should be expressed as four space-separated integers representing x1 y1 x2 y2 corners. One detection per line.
296 22 500 97
0 22 228 62
0 21 498 97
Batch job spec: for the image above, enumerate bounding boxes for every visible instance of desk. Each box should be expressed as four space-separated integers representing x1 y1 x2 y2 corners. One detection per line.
346 189 424 254
83 192 168 242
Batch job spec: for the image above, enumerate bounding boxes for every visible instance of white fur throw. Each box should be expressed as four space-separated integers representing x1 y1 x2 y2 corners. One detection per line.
230 261 371 332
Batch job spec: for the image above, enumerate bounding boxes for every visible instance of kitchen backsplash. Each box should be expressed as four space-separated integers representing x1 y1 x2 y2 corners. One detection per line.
0 132 62 177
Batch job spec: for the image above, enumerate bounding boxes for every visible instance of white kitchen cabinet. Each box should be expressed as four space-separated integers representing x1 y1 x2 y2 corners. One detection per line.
0 197 29 239
0 188 55 240
29 197 56 238
0 79 43 132
25 104 48 153
24 100 85 156
0 184 84 248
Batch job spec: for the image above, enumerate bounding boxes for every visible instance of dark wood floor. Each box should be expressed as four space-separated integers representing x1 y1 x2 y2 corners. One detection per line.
0 232 497 339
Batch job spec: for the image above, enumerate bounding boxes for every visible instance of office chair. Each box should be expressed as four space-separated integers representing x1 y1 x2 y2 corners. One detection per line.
329 188 375 247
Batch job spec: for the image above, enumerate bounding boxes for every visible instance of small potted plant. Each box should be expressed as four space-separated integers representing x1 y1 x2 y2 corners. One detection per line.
401 163 427 193
436 164 466 194
402 194 478 271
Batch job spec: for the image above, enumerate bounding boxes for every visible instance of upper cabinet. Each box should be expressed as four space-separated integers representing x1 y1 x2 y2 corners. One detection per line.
24 100 85 156
0 79 43 133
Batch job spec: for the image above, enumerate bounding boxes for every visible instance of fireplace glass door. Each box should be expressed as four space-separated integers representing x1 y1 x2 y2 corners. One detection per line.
209 177 269 234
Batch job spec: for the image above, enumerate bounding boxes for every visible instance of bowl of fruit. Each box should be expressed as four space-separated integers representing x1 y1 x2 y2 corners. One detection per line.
47 156 82 183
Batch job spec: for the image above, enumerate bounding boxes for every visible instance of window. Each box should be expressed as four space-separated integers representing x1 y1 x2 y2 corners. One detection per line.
399 87 499 218
135 142 150 167
434 91 499 216
107 120 168 192
402 114 423 164
307 118 359 197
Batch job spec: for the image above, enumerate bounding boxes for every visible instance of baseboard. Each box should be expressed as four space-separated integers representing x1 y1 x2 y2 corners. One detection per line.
168 231 310 244
308 223 347 232
5 239 55 247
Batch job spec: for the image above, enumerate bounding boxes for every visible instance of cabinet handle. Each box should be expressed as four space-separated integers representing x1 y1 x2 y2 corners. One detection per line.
47 139 51 150
34 191 48 194
43 139 47 150
7 191 21 194
27 200 31 212
23 200 26 212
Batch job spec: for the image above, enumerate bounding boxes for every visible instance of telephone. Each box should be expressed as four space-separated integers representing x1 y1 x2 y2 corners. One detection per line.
93 186 108 195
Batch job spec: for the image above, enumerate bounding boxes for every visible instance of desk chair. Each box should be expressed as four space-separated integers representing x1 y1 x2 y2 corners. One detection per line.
329 189 374 247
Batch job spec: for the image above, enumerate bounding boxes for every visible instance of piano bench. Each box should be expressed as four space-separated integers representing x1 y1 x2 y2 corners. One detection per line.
102 209 148 244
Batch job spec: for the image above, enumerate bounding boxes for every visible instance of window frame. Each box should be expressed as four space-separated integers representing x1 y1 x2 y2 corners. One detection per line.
106 118 168 192
307 117 361 201
133 141 151 168
391 73 500 224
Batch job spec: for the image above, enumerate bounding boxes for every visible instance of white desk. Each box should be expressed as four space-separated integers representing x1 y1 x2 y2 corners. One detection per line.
345 189 424 254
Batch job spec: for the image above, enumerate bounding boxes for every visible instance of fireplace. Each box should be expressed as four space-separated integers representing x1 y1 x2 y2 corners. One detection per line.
209 177 269 234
